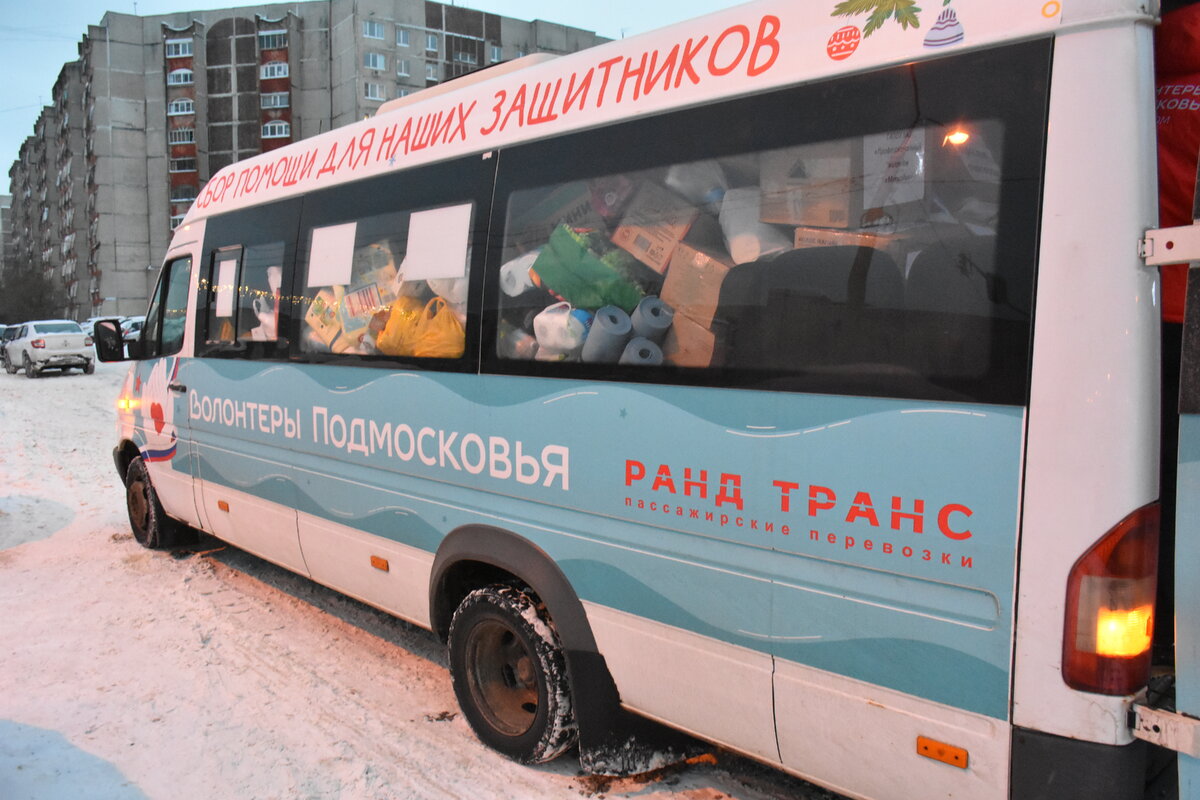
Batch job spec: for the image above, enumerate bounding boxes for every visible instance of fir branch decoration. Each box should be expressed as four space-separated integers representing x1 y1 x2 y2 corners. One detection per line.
831 0 924 37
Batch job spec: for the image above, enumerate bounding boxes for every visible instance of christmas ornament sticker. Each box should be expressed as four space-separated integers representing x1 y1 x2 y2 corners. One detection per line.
827 25 863 60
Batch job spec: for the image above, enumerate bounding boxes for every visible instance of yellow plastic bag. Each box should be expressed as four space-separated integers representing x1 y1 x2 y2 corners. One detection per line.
412 297 465 358
375 295 425 356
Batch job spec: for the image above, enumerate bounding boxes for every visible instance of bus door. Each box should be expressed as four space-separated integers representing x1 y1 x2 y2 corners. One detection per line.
1133 229 1200 796
1173 264 1200 796
125 252 206 531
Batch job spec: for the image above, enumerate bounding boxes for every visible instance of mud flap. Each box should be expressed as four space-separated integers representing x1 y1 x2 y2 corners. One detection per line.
567 649 711 775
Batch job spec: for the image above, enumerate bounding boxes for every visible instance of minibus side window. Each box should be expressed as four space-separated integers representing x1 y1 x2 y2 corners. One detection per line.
486 39 1049 405
195 197 301 360
297 204 472 360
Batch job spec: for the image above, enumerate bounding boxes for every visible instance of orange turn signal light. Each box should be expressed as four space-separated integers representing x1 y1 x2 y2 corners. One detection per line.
370 555 390 572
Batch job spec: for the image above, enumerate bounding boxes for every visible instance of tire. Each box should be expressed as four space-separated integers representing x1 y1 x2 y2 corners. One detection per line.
23 354 38 379
448 585 578 764
3 356 15 375
84 360 95 375
124 456 193 549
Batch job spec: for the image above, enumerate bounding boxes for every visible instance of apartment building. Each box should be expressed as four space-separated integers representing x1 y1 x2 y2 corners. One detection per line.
5 1 605 320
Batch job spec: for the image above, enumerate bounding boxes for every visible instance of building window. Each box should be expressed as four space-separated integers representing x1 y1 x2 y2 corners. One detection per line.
363 20 384 40
167 68 194 86
260 61 289 80
454 51 477 65
364 82 385 101
364 52 386 71
170 185 196 202
396 88 410 98
491 45 502 63
426 33 438 53
165 38 193 58
262 121 290 139
516 49 527 58
397 28 410 47
167 98 194 116
168 128 195 144
170 213 186 230
261 92 289 109
396 58 410 77
258 30 287 50
426 63 439 82
169 158 197 173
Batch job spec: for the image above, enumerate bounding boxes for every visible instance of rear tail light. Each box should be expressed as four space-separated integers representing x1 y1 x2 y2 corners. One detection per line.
85 336 93 346
1063 503 1160 695
30 338 45 349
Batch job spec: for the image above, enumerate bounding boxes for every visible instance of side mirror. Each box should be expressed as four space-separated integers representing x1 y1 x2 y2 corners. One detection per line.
94 319 130 362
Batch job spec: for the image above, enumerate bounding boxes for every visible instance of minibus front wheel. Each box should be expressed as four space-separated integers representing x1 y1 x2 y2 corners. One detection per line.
447 584 578 764
124 456 193 549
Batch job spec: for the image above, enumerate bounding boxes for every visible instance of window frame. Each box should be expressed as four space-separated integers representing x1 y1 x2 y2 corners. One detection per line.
258 30 288 50
169 158 197 173
261 92 290 109
363 20 385 40
167 98 195 116
167 68 194 86
364 52 386 71
168 127 195 144
260 61 289 80
364 82 385 101
262 120 291 139
164 38 193 58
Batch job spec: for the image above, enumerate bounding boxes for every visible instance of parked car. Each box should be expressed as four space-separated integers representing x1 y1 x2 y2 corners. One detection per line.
120 315 146 343
0 324 21 373
81 317 108 337
4 320 94 377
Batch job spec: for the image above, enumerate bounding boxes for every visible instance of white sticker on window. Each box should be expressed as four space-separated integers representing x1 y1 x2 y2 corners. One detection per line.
862 128 926 207
402 204 472 281
215 257 238 318
307 222 358 287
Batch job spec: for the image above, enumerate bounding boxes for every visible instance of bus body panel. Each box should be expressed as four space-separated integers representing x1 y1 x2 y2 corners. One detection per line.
1012 19 1160 745
106 2 1178 796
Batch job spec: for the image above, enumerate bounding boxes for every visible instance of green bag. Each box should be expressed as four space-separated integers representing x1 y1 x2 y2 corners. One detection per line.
530 225 643 312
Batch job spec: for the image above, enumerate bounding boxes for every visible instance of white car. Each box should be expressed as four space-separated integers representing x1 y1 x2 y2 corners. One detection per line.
4 319 94 378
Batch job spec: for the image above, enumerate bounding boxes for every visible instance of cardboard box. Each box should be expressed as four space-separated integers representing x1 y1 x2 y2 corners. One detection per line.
759 140 857 228
661 243 735 330
662 312 717 368
508 181 605 252
759 132 926 229
612 182 699 274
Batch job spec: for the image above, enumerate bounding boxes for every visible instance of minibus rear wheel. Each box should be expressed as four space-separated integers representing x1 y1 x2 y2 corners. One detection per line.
124 456 193 549
448 584 578 764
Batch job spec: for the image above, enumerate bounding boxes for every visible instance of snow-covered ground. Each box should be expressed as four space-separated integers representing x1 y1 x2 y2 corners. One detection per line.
0 361 841 800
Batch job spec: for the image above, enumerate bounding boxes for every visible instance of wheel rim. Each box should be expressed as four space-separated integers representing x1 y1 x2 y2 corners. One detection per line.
127 478 150 542
464 617 539 737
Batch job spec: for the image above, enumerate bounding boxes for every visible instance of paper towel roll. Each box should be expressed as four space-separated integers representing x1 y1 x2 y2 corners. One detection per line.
631 296 674 344
620 337 663 366
500 251 539 296
581 305 633 363
719 187 792 264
